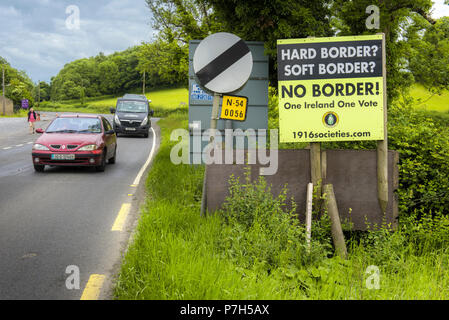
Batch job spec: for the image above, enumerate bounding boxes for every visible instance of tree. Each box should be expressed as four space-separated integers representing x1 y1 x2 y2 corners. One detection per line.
137 39 189 86
146 0 219 43
331 0 435 101
33 81 51 103
408 17 449 94
139 0 220 86
1 56 35 106
206 0 333 84
98 60 120 94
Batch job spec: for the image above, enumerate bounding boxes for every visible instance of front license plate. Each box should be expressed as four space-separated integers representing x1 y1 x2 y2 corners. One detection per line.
51 154 75 160
125 127 136 131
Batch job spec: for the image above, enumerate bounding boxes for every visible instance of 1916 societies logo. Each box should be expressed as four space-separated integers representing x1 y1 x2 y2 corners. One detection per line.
323 111 339 128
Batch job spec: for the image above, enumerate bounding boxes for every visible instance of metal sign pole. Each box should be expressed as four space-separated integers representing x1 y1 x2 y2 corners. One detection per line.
200 92 221 216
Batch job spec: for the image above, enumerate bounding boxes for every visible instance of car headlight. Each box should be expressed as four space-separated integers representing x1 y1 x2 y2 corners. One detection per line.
141 117 148 126
32 144 49 151
79 144 98 151
114 114 121 125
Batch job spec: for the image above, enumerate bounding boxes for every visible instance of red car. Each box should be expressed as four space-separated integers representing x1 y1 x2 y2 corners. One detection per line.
32 115 117 172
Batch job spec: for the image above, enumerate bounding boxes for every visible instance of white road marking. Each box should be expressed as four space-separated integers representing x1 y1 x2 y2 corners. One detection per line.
1 142 34 151
132 127 157 186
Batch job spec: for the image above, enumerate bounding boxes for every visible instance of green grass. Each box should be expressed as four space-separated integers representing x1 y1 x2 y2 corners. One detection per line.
114 109 449 300
0 109 29 118
408 84 449 112
114 113 307 299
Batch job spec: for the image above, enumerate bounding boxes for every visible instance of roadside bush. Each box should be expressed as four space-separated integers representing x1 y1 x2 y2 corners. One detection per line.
219 169 331 273
388 104 449 216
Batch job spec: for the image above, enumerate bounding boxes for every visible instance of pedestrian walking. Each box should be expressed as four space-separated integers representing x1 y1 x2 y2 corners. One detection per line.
27 107 37 134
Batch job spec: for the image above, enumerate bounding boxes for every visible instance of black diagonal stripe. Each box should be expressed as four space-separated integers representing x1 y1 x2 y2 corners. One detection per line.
196 40 250 86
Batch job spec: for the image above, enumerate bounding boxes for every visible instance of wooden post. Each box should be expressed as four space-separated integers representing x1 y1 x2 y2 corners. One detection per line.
321 150 327 181
323 184 347 259
377 33 388 214
310 142 322 205
200 92 221 216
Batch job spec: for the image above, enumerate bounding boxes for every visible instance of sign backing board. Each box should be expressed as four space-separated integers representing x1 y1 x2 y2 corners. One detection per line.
277 34 385 143
220 95 248 121
188 40 269 164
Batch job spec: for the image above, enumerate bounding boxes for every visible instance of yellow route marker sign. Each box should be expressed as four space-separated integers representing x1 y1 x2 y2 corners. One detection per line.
220 95 248 121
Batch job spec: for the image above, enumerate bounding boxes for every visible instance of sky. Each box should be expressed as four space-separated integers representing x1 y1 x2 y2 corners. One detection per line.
0 0 153 83
0 0 448 84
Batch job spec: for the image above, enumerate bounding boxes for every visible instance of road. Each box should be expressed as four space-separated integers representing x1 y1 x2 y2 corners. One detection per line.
0 113 158 299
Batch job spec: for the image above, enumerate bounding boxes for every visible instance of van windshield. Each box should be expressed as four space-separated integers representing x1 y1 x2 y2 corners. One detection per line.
117 100 148 113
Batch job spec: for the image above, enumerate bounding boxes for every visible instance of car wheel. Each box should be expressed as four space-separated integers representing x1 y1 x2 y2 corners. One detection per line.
143 131 149 138
96 151 107 172
108 146 116 164
34 164 45 172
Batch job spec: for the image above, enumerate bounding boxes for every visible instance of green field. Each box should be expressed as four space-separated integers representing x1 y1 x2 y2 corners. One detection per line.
87 87 189 110
36 87 189 116
407 84 449 112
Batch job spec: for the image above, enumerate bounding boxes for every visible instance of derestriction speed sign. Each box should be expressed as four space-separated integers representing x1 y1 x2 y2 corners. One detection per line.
193 32 253 94
277 34 385 143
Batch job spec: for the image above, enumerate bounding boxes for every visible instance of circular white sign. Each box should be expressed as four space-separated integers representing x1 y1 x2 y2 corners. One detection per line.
193 32 253 94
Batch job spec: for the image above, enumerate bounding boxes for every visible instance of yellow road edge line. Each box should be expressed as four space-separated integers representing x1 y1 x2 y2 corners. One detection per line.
111 203 131 231
80 274 106 300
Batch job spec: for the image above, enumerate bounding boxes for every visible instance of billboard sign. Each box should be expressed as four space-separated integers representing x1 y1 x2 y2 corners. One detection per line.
277 34 385 143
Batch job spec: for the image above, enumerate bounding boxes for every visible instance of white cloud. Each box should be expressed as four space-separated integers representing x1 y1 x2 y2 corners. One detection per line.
432 0 449 18
0 0 152 82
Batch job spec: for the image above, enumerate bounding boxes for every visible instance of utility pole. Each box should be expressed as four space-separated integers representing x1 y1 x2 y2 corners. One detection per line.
37 80 40 107
143 71 146 96
2 65 5 116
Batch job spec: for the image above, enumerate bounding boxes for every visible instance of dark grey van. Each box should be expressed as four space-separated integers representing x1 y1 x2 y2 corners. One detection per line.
110 96 154 138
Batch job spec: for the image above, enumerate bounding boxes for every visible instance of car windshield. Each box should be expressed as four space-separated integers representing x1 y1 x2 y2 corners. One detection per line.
46 118 102 133
117 100 148 113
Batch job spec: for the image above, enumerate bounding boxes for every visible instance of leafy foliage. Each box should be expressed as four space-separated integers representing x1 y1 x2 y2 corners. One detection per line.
205 0 333 84
388 103 449 216
0 56 35 106
408 17 449 94
331 0 434 101
50 47 142 101
219 169 331 272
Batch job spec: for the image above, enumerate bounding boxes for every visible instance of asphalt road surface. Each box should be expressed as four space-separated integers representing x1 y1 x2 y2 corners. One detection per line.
0 113 158 299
